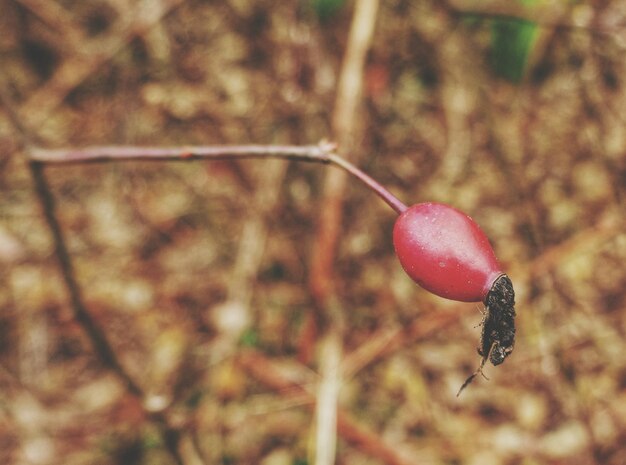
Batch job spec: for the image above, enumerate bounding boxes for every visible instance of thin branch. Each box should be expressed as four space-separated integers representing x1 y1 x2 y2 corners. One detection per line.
314 332 342 465
238 349 415 465
4 85 139 392
309 2 380 464
0 85 188 464
330 152 407 214
29 143 334 164
30 159 198 461
29 162 144 397
13 0 85 46
18 0 185 129
29 143 407 214
336 412 414 465
309 0 381 308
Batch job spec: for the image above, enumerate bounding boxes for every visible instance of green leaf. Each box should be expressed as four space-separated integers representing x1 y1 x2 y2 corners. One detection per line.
490 4 538 83
310 0 346 21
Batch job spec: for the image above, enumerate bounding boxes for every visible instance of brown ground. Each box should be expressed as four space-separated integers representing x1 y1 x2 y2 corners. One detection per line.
1 1 626 464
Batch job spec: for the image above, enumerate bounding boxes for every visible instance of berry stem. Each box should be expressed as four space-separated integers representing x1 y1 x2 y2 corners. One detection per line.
29 142 408 214
326 152 407 214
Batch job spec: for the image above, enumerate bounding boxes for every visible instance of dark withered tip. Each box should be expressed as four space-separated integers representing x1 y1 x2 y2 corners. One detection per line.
482 274 516 366
457 274 517 397
485 274 515 315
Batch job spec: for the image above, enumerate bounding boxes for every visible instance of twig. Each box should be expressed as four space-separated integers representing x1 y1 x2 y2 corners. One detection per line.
336 412 414 465
29 161 190 463
29 143 334 164
29 143 407 214
2 84 141 394
18 0 185 129
340 309 462 379
30 162 143 396
314 332 342 465
31 163 196 465
308 1 380 464
340 325 399 379
13 0 85 46
309 0 381 307
237 349 414 465
0 83 189 464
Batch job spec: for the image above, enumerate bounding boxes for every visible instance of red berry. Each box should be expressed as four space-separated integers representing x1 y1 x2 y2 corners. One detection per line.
393 202 503 302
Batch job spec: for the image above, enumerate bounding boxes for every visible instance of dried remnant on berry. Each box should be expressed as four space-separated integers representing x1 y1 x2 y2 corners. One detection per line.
457 274 516 396
480 274 516 366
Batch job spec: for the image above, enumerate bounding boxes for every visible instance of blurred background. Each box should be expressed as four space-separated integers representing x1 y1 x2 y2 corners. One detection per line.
1 0 626 464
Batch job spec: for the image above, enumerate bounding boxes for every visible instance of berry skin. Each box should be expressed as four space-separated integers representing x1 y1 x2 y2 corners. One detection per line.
393 202 503 303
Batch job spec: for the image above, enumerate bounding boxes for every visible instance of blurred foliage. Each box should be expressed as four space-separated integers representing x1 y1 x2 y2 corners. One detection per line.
490 17 538 82
310 0 346 21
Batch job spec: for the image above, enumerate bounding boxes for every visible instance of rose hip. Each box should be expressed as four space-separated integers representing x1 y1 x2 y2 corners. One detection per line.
392 202 503 302
392 202 516 394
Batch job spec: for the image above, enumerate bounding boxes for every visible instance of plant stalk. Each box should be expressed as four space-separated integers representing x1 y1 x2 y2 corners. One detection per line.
29 143 409 214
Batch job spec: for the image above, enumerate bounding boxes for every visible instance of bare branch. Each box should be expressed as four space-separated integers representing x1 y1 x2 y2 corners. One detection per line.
1 83 189 465
238 349 415 465
309 1 381 464
309 0 381 308
29 162 144 397
29 142 407 214
18 0 185 129
29 143 336 164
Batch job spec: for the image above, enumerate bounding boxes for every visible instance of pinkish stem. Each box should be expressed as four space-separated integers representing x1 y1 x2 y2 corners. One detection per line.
29 142 408 214
327 153 407 214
